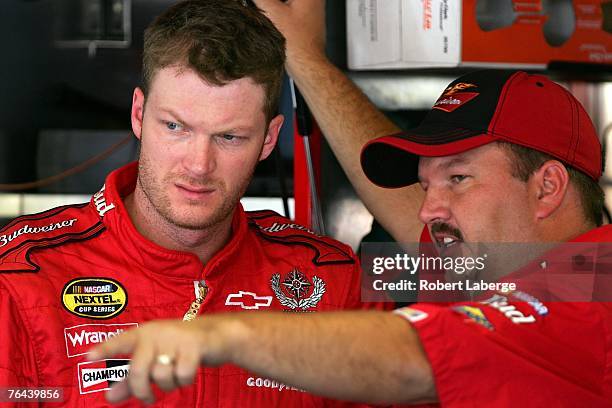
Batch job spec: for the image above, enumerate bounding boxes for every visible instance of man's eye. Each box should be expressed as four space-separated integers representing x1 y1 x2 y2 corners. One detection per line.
218 134 244 144
450 175 467 184
165 121 181 131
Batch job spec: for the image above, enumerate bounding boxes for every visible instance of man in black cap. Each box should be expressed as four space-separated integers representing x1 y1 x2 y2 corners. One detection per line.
94 69 612 407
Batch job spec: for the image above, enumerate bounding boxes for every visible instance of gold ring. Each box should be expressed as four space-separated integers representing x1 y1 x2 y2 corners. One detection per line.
156 354 174 366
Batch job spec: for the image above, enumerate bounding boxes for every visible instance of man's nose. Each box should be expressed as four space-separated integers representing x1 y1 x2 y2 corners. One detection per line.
418 187 451 225
183 137 216 177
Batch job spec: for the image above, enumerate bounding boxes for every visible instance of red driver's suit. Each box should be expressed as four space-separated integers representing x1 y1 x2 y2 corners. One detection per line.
396 225 612 407
0 162 388 407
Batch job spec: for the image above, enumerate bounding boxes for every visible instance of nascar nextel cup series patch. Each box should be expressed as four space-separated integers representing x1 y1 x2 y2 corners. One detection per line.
62 278 127 319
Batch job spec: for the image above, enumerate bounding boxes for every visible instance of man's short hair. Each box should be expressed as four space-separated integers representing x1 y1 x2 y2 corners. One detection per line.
143 0 286 122
499 141 605 227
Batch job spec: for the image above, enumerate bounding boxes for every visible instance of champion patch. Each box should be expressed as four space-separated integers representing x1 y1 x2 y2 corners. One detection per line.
62 278 127 319
271 269 325 311
78 359 130 394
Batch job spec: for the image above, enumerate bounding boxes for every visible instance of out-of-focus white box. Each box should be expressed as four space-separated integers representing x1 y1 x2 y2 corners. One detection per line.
347 0 461 69
347 0 612 70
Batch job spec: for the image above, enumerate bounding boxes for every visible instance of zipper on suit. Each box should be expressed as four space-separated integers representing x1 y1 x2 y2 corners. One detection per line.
183 280 208 321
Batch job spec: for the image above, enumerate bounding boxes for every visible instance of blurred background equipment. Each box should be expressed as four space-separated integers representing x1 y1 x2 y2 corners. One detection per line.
54 0 131 56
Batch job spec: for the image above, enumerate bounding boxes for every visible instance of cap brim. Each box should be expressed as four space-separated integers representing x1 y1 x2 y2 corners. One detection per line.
361 126 499 188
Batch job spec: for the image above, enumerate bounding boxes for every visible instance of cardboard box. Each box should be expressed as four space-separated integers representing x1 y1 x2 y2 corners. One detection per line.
347 0 612 69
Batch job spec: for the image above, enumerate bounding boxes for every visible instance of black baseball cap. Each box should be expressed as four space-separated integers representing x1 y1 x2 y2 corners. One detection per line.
360 70 602 188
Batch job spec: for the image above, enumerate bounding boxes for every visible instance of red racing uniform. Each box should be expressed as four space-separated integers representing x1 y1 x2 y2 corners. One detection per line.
0 162 387 407
396 226 612 407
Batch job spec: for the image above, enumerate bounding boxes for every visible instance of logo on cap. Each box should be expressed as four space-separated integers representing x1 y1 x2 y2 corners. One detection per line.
433 82 479 113
443 82 477 95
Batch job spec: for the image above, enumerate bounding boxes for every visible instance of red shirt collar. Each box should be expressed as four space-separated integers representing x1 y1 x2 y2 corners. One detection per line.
90 162 249 280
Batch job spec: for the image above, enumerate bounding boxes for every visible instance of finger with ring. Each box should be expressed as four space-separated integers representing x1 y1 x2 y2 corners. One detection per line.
156 354 175 366
152 353 179 391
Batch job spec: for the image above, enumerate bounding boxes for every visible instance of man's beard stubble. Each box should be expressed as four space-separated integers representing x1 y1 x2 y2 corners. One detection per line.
136 147 255 231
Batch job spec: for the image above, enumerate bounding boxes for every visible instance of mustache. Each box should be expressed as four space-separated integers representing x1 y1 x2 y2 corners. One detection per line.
431 222 464 241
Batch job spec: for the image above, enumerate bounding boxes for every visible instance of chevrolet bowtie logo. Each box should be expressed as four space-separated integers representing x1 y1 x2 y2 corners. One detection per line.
225 291 273 310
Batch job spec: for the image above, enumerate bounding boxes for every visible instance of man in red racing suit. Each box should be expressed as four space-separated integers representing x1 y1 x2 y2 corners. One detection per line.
0 162 386 406
389 225 612 407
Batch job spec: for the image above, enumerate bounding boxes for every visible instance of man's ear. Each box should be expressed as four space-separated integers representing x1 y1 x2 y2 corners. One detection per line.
131 87 145 140
259 114 284 161
530 160 570 220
